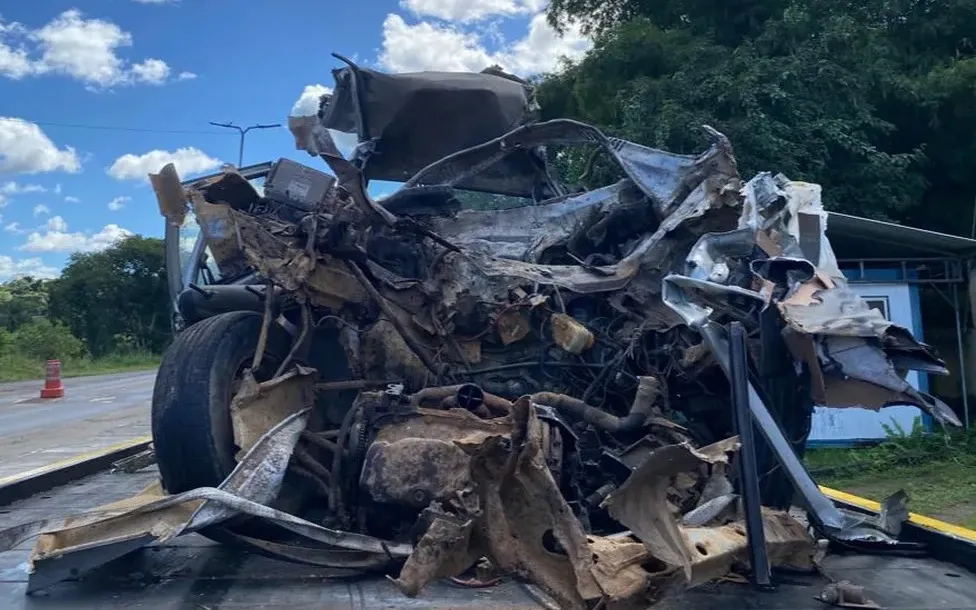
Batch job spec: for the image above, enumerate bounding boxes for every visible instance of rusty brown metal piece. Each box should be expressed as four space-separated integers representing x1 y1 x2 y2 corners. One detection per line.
391 510 480 597
602 437 741 581
550 313 595 354
230 366 317 453
347 260 445 377
458 397 603 610
148 162 188 226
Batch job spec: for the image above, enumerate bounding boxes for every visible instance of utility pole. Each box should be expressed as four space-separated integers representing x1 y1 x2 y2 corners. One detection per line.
208 121 281 167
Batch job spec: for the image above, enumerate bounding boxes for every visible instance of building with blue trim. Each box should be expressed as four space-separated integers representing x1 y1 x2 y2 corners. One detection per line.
809 213 976 447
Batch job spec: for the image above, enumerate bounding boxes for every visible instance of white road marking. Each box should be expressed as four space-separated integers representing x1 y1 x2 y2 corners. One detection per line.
89 396 116 403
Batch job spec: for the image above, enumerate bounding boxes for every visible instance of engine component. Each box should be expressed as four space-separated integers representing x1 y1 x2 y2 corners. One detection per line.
265 158 336 212
551 313 594 354
355 390 566 538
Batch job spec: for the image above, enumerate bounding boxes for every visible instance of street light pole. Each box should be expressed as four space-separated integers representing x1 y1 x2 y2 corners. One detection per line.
208 121 282 167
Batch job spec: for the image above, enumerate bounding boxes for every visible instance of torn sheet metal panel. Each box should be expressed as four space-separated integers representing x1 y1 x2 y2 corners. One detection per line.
0 410 409 593
148 162 188 227
427 180 644 262
1 410 308 591
456 398 602 610
679 173 956 424
602 437 740 580
230 365 317 453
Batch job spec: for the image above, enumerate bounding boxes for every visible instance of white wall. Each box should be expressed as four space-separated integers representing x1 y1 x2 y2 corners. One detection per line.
807 283 925 444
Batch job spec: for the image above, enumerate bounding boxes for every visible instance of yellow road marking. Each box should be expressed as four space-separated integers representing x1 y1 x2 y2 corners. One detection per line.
821 485 976 543
0 436 152 487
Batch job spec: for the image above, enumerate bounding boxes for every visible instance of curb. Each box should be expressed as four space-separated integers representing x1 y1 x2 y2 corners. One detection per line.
822 485 976 572
821 486 976 543
0 436 152 507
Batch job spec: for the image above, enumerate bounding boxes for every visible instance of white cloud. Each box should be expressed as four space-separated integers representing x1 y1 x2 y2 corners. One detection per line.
0 181 47 205
32 203 49 216
0 181 46 195
0 10 189 88
505 13 591 74
380 15 493 73
46 215 67 231
4 221 22 233
130 58 169 84
64 195 80 203
0 255 58 280
54 183 61 195
19 223 131 253
0 117 80 175
290 84 332 117
108 195 130 211
107 147 220 181
400 0 542 22
379 12 590 75
177 70 196 80
0 20 33 79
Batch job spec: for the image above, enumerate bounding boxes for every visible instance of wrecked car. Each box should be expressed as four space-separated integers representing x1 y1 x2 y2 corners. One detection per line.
0 58 961 609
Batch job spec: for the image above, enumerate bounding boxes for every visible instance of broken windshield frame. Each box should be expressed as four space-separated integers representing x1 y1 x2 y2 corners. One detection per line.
164 162 273 310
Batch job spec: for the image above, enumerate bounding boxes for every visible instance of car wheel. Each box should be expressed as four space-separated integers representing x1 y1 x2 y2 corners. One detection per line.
151 310 291 493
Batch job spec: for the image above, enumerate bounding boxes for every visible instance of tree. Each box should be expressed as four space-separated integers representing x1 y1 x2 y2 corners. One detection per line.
48 236 170 357
0 277 50 332
11 319 86 362
540 0 976 234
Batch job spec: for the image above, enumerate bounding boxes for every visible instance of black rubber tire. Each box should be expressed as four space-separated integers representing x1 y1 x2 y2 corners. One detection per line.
152 310 291 493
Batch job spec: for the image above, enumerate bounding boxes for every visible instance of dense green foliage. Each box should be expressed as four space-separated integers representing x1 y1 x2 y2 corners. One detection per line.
541 0 976 232
0 236 169 379
806 417 976 478
48 236 171 357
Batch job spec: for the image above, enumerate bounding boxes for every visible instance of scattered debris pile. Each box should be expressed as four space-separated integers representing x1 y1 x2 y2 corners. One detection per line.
0 60 958 607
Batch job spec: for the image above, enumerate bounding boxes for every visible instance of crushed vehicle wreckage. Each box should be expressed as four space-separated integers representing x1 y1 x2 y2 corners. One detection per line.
0 59 962 608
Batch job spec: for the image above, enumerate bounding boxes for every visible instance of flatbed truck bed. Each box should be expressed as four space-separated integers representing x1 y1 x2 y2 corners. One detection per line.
1 467 975 609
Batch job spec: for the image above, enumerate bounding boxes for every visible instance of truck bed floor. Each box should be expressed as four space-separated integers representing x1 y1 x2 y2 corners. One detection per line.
2 469 975 609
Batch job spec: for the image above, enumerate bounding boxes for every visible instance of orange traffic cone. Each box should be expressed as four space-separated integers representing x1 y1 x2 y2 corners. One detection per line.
40 359 65 399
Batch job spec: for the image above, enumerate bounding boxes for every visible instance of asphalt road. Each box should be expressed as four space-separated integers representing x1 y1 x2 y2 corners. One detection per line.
0 370 157 478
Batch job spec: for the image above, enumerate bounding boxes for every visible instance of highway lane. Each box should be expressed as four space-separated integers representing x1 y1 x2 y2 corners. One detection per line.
0 371 157 439
0 371 157 478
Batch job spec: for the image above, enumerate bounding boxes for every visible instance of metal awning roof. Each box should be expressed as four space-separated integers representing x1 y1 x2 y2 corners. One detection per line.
827 212 976 259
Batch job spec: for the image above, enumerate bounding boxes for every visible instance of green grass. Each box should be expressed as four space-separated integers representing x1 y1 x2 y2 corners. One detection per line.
0 351 159 383
806 427 976 529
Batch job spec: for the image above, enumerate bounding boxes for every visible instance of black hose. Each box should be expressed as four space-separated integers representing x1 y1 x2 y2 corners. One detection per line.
530 376 660 432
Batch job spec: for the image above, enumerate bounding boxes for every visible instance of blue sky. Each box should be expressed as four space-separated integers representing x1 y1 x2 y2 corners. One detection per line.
0 0 588 280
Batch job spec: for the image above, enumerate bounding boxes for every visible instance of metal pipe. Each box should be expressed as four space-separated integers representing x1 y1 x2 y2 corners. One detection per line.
729 322 772 588
252 281 275 372
301 430 339 453
530 376 660 433
953 284 970 429
289 463 332 498
294 445 332 486
410 384 512 415
315 379 400 391
274 300 311 378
